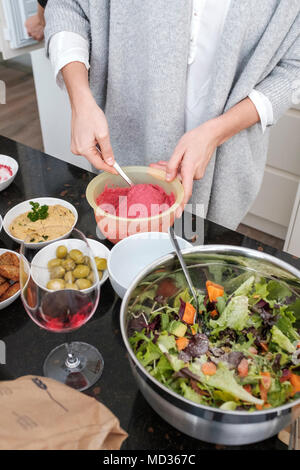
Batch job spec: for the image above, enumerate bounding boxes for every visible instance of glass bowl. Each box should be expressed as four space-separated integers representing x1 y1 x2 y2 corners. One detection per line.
85 166 184 244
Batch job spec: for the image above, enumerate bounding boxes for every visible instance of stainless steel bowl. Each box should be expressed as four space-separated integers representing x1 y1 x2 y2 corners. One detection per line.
120 245 300 445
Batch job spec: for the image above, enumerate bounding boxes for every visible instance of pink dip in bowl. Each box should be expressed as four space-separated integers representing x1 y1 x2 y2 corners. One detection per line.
96 183 175 219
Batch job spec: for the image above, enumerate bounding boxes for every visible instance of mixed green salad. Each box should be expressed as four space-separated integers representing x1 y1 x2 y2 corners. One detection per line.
128 267 300 411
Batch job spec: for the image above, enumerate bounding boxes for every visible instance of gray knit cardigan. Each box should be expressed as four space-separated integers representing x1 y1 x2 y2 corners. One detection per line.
45 0 300 230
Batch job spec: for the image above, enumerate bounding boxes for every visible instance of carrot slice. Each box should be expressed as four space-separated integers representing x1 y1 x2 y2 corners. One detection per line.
243 384 252 393
206 280 224 302
191 326 197 335
210 309 218 318
260 342 268 353
259 384 268 403
176 337 189 351
201 362 217 376
238 358 249 378
182 302 196 325
261 371 271 391
290 373 300 396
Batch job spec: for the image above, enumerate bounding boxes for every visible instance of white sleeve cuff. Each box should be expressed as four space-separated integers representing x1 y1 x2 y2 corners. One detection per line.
248 89 274 133
49 31 90 89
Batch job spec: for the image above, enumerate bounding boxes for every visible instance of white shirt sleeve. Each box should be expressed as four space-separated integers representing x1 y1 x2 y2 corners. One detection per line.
248 89 274 133
49 31 90 89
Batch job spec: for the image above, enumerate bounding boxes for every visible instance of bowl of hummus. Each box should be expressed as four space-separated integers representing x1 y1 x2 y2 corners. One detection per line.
86 166 184 244
3 197 78 249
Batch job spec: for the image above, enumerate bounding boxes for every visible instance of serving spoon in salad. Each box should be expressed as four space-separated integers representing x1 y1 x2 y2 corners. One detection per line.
168 226 199 323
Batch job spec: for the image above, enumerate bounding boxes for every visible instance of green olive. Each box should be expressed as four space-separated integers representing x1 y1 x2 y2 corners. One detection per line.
69 249 84 264
64 271 75 283
87 272 95 284
61 258 76 271
47 258 61 269
56 245 68 259
47 279 65 291
73 264 90 279
83 256 91 267
65 283 78 290
76 278 92 290
95 257 107 271
98 270 103 280
50 266 66 279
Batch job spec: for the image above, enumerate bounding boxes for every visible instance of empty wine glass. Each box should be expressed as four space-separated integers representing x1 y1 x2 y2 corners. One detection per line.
19 227 103 391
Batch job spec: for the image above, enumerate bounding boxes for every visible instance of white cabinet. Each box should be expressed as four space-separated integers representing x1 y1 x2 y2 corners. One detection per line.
243 107 300 243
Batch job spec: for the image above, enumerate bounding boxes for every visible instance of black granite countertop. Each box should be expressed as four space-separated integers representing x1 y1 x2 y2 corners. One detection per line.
1 135 297 450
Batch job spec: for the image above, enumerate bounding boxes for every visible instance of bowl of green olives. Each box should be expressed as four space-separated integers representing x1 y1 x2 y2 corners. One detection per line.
30 238 110 292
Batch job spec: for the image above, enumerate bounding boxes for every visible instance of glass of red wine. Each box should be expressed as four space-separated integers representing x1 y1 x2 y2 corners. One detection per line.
19 228 103 391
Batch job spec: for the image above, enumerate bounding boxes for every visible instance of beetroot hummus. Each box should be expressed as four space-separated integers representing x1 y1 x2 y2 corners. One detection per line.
0 164 12 183
96 184 175 218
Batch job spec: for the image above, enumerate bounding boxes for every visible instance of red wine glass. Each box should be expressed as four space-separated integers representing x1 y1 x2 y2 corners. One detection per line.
19 228 103 391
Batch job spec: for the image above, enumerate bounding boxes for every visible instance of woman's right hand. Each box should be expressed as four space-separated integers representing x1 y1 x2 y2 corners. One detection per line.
71 96 117 173
61 62 117 173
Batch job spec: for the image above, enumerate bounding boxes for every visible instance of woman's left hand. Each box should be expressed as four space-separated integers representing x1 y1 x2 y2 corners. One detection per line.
150 119 221 217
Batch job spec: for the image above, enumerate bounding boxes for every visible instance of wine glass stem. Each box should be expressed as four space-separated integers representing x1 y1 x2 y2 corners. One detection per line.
65 342 80 369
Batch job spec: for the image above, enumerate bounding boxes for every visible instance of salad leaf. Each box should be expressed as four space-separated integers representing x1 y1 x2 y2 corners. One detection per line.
253 279 269 301
216 296 226 314
180 382 204 404
167 354 185 372
189 361 264 406
174 288 191 310
157 333 176 353
233 275 255 297
129 330 150 351
289 298 300 329
276 307 300 343
271 325 296 354
220 401 238 411
136 340 161 367
151 355 173 382
161 313 169 331
267 378 292 407
267 281 292 301
210 295 249 333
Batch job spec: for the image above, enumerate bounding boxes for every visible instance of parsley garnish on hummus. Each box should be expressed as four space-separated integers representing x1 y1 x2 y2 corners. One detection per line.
27 202 49 222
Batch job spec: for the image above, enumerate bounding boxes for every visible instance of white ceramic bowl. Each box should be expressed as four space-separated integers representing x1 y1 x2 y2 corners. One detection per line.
0 248 21 310
0 155 18 192
3 197 78 249
108 232 192 298
31 238 110 293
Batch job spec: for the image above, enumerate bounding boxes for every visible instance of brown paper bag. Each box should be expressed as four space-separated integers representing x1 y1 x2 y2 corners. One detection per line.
278 404 300 449
0 375 128 450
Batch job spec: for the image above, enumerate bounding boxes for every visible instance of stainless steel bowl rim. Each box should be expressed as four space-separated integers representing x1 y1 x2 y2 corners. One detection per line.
120 244 300 417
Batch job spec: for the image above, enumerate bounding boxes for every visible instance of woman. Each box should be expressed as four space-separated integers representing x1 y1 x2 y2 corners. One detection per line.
44 0 300 228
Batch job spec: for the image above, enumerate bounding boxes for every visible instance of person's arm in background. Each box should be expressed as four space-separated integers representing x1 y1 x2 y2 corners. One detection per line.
44 0 116 173
152 30 300 217
25 1 47 41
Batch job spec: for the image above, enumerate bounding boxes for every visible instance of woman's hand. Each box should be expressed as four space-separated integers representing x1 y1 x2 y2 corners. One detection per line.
150 98 260 217
61 62 117 173
71 95 117 173
150 120 221 216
